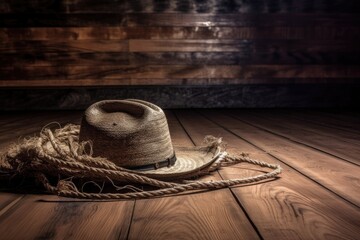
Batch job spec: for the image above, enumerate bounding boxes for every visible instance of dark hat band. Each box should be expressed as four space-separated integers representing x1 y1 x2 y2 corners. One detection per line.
127 153 177 171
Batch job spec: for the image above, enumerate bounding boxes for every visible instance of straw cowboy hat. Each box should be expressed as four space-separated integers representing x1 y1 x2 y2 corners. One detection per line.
78 99 222 179
0 99 282 199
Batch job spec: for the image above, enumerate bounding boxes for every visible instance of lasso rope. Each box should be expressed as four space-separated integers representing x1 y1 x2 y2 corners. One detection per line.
0 124 282 199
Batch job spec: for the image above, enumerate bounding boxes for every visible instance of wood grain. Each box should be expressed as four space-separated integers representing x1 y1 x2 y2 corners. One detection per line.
0 1 359 106
239 111 360 165
1 85 359 110
0 13 127 27
1 0 359 13
129 39 359 52
2 41 359 67
125 26 360 40
0 40 129 54
178 109 360 239
0 194 24 216
285 110 360 134
211 111 360 207
0 27 128 41
0 195 134 240
1 65 360 82
127 13 360 27
3 26 359 41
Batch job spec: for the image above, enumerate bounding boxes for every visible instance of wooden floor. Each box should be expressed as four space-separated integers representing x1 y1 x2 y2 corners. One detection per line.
0 109 359 240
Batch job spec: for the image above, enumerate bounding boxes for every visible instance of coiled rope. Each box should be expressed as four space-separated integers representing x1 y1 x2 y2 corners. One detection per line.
1 124 282 199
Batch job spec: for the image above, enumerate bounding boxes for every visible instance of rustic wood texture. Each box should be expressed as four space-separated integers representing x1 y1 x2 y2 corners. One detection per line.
206 111 360 207
181 110 360 239
1 84 360 110
1 109 360 239
0 0 359 91
234 111 360 165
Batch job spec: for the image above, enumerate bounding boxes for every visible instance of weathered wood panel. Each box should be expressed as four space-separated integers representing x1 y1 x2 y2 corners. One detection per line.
2 41 359 67
127 13 360 27
0 85 359 110
1 13 358 27
211 112 360 206
0 0 359 107
1 0 359 13
237 111 360 165
1 65 359 81
0 195 134 240
187 110 360 239
4 26 358 41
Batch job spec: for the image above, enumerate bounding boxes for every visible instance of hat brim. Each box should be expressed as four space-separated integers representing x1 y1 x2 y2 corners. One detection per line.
127 145 221 180
43 136 221 181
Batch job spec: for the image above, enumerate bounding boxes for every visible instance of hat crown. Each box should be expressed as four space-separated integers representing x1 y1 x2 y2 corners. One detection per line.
79 99 174 168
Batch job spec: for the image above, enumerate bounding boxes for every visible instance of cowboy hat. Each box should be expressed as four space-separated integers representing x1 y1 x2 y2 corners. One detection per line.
78 99 222 179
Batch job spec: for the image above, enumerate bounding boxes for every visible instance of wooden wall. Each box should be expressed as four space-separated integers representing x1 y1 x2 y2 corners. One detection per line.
0 0 359 109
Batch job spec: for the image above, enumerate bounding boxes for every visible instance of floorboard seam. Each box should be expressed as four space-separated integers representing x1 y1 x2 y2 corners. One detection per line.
200 111 360 209
124 200 136 240
175 110 264 240
0 195 25 221
280 113 360 135
228 113 360 167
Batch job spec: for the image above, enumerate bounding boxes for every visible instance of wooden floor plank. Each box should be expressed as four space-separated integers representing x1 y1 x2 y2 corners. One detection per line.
207 110 360 207
252 110 360 146
315 110 360 127
0 194 24 216
189 110 360 239
127 110 260 240
233 110 360 166
0 195 134 240
277 110 360 135
0 111 82 140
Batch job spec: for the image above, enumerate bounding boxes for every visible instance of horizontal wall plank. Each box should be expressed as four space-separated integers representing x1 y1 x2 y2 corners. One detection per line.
0 52 129 67
3 40 357 53
0 13 126 27
127 13 360 27
0 27 127 41
2 26 359 41
0 40 128 53
0 78 359 87
129 51 360 65
129 40 359 52
2 47 359 67
1 65 359 80
1 65 360 80
1 13 359 27
126 26 360 40
1 0 359 13
0 85 359 110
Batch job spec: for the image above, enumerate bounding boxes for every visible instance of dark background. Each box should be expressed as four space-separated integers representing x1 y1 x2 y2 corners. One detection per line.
0 0 359 109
